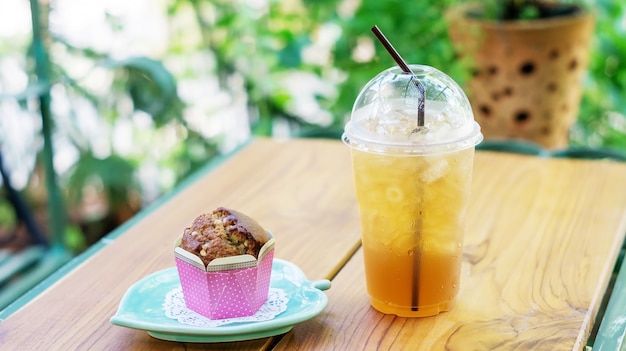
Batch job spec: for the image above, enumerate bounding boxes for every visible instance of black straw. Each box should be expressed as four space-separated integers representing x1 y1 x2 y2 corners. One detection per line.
371 25 412 73
371 25 424 312
371 25 425 127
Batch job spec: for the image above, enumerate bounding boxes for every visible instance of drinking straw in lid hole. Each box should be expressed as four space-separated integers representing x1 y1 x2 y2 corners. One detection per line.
370 25 424 312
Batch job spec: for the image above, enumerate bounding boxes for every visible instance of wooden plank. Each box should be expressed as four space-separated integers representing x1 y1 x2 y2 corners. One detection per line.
0 138 360 350
275 151 626 351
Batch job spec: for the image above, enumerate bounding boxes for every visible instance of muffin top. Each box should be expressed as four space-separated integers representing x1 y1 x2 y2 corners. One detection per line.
180 207 269 266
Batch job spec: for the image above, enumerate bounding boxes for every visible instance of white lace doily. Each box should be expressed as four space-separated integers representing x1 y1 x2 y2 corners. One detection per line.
163 287 289 327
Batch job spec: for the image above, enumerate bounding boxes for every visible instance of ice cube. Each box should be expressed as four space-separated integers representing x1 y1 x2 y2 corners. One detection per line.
385 186 404 202
420 158 449 183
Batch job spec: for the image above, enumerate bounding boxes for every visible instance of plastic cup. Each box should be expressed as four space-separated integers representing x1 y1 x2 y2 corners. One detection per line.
342 64 482 317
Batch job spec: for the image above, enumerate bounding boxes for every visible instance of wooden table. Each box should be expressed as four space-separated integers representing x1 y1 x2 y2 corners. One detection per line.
2 138 626 350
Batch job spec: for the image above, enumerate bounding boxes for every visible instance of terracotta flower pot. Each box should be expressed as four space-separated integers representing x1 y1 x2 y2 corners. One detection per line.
447 3 595 149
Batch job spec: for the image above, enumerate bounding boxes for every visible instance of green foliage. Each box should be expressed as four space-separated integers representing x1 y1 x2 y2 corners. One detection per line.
332 0 462 123
102 57 184 127
66 153 137 211
0 199 17 229
169 0 466 134
63 225 86 253
570 0 626 148
170 0 329 135
165 131 220 187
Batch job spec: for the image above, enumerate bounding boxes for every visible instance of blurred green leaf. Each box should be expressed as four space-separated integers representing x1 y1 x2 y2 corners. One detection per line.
66 152 138 209
0 199 17 229
100 57 183 127
63 225 86 253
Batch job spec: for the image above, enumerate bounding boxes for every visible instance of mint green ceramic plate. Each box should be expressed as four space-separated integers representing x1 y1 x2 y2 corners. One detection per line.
110 259 330 342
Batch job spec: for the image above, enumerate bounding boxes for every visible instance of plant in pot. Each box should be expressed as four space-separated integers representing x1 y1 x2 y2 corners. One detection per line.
446 0 595 150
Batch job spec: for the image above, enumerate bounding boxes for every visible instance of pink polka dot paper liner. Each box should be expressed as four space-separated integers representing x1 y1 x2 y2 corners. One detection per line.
174 233 275 320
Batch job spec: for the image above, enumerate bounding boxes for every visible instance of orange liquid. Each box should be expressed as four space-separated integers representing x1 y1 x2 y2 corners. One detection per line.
351 147 474 317
363 246 461 317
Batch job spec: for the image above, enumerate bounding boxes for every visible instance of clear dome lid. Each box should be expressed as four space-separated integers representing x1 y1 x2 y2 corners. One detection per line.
343 64 483 155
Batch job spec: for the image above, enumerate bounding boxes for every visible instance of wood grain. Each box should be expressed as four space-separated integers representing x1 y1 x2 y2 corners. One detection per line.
275 150 626 351
3 139 626 351
0 138 360 351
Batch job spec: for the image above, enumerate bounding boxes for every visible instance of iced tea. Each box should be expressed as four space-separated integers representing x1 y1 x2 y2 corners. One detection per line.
351 147 474 317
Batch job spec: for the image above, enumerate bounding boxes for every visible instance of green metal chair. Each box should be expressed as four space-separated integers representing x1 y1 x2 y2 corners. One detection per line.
476 139 548 156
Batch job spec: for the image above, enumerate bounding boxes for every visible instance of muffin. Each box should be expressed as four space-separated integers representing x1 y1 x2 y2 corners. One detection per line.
180 207 269 266
174 207 275 319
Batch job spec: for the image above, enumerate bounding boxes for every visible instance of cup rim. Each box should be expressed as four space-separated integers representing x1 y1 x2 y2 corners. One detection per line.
342 121 483 155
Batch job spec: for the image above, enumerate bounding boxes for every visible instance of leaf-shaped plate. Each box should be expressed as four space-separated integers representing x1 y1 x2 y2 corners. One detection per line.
110 259 330 342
